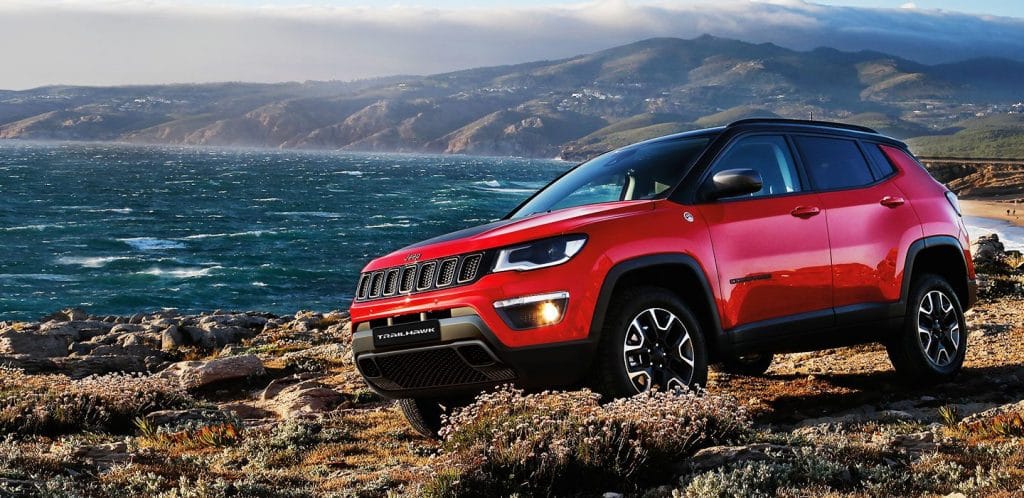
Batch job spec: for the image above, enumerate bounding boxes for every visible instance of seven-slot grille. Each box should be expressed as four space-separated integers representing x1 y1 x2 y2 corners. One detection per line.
355 252 486 301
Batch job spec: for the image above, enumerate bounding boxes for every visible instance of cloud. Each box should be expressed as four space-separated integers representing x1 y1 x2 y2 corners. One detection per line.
1 0 1022 89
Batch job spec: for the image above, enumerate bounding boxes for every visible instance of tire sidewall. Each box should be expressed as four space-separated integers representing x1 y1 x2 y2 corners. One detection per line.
599 287 709 398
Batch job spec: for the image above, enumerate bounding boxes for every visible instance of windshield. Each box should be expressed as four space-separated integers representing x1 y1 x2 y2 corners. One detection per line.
509 136 713 219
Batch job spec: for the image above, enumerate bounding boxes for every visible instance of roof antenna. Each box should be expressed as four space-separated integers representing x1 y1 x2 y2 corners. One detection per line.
808 111 814 120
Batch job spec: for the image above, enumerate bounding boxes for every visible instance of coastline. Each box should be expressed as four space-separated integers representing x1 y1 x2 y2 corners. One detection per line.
962 199 1024 227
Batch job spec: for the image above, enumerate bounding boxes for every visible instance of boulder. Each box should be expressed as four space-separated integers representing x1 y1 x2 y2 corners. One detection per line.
39 308 90 322
68 441 133 469
266 380 347 418
161 325 184 351
159 355 265 389
687 443 793 472
0 330 70 357
53 355 149 378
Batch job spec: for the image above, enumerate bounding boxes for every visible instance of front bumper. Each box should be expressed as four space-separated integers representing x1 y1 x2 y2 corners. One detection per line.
351 308 598 399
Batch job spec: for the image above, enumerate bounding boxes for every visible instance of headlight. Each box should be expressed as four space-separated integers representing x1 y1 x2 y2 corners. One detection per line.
492 234 587 272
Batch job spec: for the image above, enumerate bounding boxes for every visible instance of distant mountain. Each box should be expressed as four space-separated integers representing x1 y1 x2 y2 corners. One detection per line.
3 36 1023 160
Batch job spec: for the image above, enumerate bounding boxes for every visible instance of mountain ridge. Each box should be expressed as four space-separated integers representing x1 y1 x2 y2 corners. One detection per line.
3 36 1023 160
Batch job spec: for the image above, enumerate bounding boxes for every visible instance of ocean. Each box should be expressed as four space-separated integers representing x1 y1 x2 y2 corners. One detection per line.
1 141 1021 322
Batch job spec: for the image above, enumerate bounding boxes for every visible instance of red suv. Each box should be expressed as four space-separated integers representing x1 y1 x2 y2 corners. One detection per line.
349 119 977 435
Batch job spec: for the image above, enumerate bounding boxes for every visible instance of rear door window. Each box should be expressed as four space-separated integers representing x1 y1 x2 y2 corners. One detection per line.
793 136 876 191
861 142 897 179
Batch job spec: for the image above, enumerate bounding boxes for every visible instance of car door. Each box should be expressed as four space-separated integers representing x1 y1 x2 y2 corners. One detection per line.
791 135 922 314
696 134 833 332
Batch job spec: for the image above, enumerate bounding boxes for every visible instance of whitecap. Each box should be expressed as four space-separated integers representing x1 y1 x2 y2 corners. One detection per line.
85 208 133 214
0 273 77 282
271 211 343 218
252 281 268 287
57 256 135 268
253 198 282 202
119 237 187 251
180 230 277 240
137 266 221 278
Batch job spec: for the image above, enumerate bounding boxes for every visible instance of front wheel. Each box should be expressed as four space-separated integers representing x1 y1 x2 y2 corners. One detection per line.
594 286 709 398
886 274 968 384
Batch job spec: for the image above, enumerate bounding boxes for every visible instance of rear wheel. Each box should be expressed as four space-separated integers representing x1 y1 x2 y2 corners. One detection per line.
398 398 447 438
594 286 708 398
886 274 967 384
715 353 774 376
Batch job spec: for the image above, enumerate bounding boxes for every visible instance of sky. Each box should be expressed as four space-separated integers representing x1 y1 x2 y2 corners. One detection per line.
2 0 1023 90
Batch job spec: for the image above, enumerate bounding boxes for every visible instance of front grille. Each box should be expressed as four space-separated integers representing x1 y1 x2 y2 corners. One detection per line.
436 258 458 287
358 342 516 391
355 251 488 301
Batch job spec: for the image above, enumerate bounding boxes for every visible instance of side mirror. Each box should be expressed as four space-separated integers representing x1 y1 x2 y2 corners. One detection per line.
703 168 763 201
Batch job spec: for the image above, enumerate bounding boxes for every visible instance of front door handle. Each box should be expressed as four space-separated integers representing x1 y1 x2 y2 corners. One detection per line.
791 206 821 218
880 196 905 208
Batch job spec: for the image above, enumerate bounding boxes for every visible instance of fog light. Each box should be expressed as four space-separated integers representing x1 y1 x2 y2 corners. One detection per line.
493 291 569 330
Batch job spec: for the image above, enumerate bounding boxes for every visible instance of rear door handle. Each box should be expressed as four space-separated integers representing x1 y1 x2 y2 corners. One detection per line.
791 206 821 218
880 196 905 208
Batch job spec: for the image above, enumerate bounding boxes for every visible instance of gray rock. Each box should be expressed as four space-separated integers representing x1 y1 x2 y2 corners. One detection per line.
53 355 149 378
110 323 146 335
183 326 216 349
69 441 133 469
39 308 90 322
688 443 793 472
159 355 265 389
161 325 184 351
0 330 70 357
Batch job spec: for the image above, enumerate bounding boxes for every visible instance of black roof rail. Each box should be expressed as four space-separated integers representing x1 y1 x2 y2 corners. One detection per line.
727 118 878 134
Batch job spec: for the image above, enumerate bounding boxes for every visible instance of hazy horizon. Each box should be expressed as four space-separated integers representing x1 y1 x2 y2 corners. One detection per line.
3 0 1024 91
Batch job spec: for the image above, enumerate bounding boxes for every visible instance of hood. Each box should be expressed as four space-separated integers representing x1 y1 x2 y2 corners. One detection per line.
363 200 655 270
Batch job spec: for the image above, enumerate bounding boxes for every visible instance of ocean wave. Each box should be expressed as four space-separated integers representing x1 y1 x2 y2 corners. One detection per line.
180 230 277 240
253 197 282 202
252 281 268 287
1 224 61 232
364 222 415 229
119 237 187 251
137 266 221 278
334 170 364 176
965 217 1024 251
57 256 136 268
271 211 344 218
0 273 77 282
85 208 133 214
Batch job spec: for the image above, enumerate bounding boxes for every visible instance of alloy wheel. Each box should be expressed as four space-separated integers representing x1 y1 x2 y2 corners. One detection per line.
916 290 961 367
622 307 696 392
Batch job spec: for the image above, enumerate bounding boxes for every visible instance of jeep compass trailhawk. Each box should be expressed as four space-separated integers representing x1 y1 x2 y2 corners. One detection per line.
349 119 978 436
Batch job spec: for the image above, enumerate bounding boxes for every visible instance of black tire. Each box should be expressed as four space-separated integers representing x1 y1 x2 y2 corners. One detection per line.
715 353 774 376
594 286 709 399
398 398 445 438
886 273 968 384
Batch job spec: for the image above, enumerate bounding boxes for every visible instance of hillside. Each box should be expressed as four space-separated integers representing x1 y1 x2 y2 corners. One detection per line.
2 36 1024 159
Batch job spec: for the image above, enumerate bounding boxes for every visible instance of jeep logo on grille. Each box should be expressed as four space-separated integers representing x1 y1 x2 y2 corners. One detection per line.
404 253 421 262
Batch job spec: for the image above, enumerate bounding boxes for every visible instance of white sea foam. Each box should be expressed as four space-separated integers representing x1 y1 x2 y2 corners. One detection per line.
0 273 77 282
253 198 282 202
964 216 1024 251
252 281 268 287
335 170 364 176
271 211 343 218
180 230 276 240
57 256 135 268
86 208 133 214
138 266 221 278
119 237 187 251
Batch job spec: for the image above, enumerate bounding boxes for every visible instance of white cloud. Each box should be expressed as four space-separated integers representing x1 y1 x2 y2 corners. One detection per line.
1 0 1022 89
901 2 918 8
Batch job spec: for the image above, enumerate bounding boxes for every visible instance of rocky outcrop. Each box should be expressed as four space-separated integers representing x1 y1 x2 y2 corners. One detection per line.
0 308 348 379
159 355 265 389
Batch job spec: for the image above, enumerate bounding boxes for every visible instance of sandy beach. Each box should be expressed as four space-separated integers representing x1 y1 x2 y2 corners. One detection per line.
961 199 1024 227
